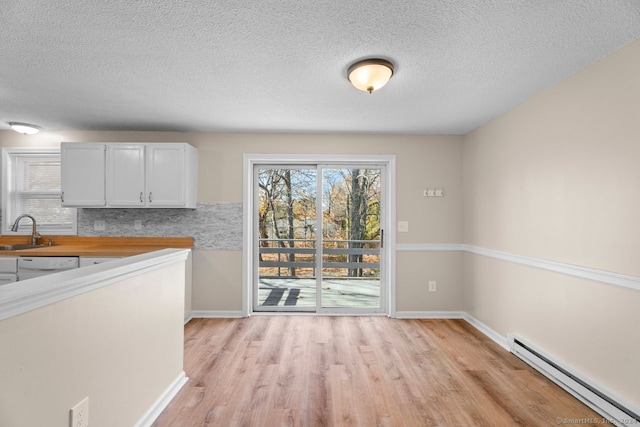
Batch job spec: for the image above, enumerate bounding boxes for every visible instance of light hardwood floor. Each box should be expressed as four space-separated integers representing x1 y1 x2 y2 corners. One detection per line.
153 317 602 426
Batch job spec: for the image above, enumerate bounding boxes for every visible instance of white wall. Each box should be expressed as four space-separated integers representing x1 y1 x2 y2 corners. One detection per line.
463 38 640 407
0 260 186 427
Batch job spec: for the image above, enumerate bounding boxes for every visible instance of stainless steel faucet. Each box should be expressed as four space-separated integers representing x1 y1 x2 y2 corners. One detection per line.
11 214 42 245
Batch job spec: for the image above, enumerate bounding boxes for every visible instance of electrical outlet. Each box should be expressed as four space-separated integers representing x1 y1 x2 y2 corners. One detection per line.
428 280 437 292
134 219 142 230
70 397 89 427
93 220 105 231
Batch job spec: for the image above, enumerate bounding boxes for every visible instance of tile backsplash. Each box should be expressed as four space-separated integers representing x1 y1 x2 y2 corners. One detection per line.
78 202 242 250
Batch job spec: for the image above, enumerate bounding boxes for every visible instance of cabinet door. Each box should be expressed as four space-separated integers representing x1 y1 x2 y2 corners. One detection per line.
61 143 106 206
146 144 186 207
106 144 145 207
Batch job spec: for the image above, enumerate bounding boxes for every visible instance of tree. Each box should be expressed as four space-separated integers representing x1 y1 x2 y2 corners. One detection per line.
347 169 380 276
259 168 317 277
258 167 380 279
323 168 381 277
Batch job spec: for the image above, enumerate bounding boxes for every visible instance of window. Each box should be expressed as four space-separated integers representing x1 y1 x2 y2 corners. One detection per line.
1 148 77 235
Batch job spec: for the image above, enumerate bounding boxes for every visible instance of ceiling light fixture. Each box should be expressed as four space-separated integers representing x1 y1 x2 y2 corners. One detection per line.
347 58 394 93
9 122 41 135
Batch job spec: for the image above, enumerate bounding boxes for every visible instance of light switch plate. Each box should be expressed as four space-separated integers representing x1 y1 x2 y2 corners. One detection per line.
397 221 409 232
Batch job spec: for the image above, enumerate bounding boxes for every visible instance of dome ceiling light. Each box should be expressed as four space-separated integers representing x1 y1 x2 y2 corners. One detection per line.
347 58 394 94
9 122 41 135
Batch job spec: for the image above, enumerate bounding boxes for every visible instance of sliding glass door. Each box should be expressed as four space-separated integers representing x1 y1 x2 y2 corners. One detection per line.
317 166 382 311
254 164 384 314
256 167 318 311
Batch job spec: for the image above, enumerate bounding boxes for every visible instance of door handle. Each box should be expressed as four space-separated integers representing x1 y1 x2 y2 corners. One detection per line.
139 192 143 203
61 191 64 203
149 192 153 203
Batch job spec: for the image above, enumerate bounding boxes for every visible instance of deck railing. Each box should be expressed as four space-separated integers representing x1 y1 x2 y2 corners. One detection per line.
259 238 380 278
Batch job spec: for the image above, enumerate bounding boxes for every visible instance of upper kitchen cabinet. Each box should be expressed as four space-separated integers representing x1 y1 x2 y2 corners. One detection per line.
61 142 198 208
106 144 146 207
61 143 107 207
145 144 196 207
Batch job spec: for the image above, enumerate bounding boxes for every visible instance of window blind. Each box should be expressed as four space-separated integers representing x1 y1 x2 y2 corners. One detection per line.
3 151 76 234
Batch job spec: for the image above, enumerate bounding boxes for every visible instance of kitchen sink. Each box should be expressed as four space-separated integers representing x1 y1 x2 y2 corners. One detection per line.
0 244 47 251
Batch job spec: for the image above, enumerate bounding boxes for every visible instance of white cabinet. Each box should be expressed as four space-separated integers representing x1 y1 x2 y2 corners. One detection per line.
61 142 197 208
146 144 190 207
61 143 106 207
106 144 146 206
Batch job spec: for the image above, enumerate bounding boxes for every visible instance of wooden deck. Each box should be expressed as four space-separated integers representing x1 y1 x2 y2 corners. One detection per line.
258 278 381 309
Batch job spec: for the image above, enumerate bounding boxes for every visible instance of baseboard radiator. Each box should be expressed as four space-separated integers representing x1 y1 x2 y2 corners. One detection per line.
508 335 639 427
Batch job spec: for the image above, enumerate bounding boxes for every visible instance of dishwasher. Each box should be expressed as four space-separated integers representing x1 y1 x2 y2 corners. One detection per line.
0 257 18 285
18 256 79 280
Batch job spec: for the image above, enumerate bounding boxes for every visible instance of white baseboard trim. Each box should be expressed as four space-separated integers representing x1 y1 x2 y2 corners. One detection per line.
463 313 509 351
134 371 188 427
184 312 194 324
395 310 465 319
189 310 244 319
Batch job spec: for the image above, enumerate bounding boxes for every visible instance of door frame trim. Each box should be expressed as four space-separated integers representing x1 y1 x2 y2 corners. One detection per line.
243 153 397 317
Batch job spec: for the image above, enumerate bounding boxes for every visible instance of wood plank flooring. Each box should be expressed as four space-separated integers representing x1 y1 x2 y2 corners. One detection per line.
152 317 603 427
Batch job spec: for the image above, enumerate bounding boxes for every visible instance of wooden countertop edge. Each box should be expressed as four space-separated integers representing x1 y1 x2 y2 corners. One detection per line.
0 236 194 257
0 246 190 257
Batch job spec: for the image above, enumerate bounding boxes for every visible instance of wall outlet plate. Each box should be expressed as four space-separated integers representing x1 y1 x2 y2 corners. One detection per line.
428 281 437 292
93 220 105 231
70 397 89 427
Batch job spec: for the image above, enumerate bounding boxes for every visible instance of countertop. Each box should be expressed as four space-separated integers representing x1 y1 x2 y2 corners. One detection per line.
0 236 194 257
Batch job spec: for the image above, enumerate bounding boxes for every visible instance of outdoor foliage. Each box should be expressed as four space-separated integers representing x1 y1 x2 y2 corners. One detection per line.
258 167 381 277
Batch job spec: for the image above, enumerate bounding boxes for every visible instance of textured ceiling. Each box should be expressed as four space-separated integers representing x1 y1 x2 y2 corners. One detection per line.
1 1 639 135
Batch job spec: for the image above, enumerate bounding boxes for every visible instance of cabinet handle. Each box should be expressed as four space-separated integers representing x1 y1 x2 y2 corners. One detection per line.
61 191 64 203
139 192 143 203
149 192 152 203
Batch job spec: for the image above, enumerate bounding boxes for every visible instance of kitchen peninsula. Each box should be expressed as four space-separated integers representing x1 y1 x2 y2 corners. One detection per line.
0 236 193 427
